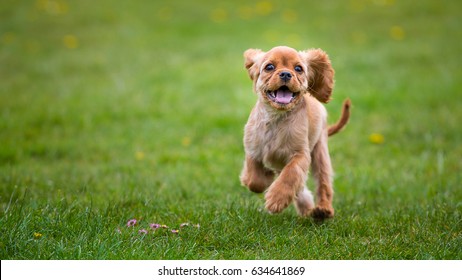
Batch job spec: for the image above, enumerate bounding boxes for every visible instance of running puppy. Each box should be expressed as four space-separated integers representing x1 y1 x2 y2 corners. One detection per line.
240 46 350 220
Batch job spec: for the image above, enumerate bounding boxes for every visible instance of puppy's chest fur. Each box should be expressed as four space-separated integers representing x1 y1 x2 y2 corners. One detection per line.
244 99 314 172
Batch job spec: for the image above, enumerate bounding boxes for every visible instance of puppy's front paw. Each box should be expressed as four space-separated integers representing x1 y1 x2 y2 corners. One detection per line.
311 205 335 221
264 184 294 214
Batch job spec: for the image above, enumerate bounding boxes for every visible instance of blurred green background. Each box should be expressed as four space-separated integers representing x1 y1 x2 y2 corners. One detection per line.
1 0 461 259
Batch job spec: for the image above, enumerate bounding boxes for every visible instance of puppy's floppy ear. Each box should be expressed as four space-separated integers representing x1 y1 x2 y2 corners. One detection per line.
300 48 334 103
244 48 264 81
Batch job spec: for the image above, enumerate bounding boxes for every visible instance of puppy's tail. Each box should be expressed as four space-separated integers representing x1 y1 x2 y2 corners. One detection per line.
328 98 351 137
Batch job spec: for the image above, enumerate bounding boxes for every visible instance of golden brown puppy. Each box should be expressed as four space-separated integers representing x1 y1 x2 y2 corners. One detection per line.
240 46 350 220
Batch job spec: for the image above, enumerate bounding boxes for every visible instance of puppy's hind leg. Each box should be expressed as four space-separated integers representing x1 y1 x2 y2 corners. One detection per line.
240 156 274 193
311 132 335 220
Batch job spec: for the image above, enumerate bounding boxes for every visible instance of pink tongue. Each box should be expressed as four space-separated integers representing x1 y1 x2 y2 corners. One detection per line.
275 89 293 104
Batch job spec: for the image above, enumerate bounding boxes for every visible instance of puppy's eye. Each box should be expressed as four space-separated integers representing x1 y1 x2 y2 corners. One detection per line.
294 66 303 73
265 64 275 71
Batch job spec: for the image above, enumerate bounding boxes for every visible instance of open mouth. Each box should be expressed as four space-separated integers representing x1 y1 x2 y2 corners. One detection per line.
266 86 299 105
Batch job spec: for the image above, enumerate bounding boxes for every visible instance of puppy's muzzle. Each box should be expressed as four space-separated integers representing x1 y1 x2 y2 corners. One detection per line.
266 86 299 105
279 71 292 82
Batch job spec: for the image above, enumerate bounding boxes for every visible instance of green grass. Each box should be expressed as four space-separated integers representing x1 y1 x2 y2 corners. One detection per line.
1 0 461 259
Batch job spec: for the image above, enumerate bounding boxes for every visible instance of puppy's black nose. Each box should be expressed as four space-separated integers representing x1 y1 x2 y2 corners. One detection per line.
279 71 292 82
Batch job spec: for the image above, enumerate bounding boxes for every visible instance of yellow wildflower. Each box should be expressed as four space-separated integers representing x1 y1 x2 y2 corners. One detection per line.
181 137 191 147
63 34 78 49
210 8 228 23
135 151 145 161
390 26 405 41
369 133 385 144
256 1 273 16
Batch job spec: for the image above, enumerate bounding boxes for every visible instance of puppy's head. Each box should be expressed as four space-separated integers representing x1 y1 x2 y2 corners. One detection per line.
244 46 334 110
